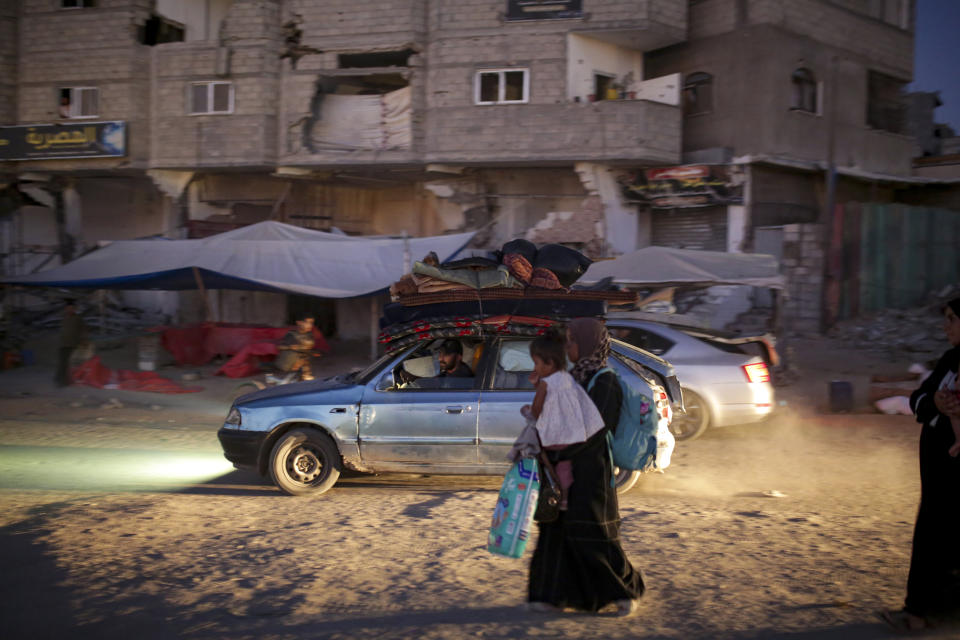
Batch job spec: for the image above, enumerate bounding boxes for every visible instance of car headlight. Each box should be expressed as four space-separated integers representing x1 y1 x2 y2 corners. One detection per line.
225 407 242 426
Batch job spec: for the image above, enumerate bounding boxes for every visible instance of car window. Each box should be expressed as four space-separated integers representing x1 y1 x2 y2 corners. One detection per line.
393 339 480 391
491 339 536 390
692 336 749 355
609 327 674 356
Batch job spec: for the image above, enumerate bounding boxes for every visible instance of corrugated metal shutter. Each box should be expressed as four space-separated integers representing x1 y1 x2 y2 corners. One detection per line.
651 207 728 251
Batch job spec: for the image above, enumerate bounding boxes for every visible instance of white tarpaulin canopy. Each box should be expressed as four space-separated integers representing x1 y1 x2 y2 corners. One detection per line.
2 221 475 298
580 246 785 290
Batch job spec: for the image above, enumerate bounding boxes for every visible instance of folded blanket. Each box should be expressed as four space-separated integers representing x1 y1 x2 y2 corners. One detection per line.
412 261 523 289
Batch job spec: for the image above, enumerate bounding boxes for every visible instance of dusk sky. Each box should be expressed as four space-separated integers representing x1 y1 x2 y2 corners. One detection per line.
911 0 960 131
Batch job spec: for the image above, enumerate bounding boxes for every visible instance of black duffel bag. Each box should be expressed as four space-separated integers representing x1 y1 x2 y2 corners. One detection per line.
533 244 593 287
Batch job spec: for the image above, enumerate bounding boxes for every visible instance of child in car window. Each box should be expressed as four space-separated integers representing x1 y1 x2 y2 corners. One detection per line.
521 333 605 509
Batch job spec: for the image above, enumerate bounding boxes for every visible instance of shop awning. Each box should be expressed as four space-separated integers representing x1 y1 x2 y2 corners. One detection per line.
2 221 475 298
580 245 785 290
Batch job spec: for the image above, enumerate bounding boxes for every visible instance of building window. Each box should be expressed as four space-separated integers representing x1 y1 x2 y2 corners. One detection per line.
139 14 185 46
683 72 712 116
867 70 907 134
190 82 234 115
61 0 95 7
59 87 99 118
790 68 819 113
474 69 529 105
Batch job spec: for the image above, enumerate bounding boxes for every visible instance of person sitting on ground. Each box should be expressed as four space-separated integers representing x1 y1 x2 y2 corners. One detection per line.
275 313 316 381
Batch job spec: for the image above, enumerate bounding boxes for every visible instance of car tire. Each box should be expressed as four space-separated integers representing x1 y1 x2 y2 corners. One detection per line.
614 467 642 494
269 427 342 496
670 388 710 441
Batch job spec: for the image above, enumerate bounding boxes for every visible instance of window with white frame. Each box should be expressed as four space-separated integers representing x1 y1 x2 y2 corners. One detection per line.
190 81 234 115
59 87 99 119
474 69 529 105
61 0 96 7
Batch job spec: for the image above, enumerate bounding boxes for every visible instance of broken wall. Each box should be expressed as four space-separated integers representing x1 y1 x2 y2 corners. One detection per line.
155 0 233 42
475 169 588 249
151 0 282 169
781 222 824 336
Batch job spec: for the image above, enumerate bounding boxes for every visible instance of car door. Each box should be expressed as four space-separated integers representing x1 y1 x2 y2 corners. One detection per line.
477 338 537 465
358 341 480 465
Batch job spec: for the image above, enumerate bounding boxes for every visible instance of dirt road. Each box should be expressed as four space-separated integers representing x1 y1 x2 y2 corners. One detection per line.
1 337 957 639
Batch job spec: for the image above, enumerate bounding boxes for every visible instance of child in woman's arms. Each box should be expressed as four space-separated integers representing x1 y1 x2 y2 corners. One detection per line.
520 333 605 509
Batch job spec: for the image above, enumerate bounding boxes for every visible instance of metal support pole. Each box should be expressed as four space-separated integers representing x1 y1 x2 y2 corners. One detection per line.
370 296 379 362
192 267 212 322
820 56 839 334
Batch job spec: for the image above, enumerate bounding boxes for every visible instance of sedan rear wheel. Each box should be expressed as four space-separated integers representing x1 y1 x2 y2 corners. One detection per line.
670 388 710 441
614 467 641 494
269 427 342 496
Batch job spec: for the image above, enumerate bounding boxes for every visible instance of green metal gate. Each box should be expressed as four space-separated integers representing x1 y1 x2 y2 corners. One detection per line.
835 203 960 319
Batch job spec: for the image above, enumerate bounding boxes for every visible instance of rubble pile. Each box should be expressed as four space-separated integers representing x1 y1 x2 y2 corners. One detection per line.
825 284 959 358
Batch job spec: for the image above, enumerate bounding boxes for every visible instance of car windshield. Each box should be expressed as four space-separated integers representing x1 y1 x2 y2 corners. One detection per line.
352 350 402 384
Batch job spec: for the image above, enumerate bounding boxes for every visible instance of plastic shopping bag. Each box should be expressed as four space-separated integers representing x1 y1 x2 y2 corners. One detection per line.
487 458 540 558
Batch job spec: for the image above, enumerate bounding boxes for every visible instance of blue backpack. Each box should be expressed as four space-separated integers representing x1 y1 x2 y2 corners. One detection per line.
587 367 659 472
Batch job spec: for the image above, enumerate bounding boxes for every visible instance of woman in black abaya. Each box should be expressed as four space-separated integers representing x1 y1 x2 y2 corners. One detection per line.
527 317 644 616
881 298 960 631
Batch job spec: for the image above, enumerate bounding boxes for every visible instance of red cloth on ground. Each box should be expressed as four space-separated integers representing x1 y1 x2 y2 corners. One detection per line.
158 323 329 366
71 356 203 394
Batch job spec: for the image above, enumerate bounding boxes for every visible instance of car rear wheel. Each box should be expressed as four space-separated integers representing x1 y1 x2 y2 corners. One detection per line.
614 467 641 494
269 427 342 496
670 388 710 441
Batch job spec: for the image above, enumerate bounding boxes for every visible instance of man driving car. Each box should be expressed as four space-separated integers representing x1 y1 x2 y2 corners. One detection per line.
436 339 473 378
396 339 473 386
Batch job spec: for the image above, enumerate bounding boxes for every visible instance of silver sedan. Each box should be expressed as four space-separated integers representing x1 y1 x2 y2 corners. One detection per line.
606 317 775 440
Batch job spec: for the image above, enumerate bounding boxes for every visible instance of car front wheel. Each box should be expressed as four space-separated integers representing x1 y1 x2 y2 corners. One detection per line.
614 467 641 494
670 388 710 441
269 427 342 496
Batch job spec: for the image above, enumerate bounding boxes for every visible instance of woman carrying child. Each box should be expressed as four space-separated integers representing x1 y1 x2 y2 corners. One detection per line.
881 298 960 632
525 319 644 617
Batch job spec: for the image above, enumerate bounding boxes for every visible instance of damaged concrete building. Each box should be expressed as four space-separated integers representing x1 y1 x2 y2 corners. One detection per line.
1 0 954 338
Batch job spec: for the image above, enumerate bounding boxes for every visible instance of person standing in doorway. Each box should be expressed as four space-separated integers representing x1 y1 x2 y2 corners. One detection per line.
55 301 86 387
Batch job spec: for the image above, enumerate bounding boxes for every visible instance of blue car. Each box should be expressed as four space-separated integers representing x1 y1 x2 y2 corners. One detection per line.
218 335 682 496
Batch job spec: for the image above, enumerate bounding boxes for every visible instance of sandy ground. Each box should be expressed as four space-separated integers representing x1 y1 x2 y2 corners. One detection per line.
1 331 958 639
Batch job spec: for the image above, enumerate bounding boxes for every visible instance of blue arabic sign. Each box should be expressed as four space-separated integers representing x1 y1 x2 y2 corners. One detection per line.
0 121 127 161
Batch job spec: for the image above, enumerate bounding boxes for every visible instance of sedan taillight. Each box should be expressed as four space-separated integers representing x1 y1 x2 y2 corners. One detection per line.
742 362 770 384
